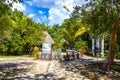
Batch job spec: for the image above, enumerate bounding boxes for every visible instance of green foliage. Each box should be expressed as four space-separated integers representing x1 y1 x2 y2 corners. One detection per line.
49 24 64 50
116 52 120 59
0 3 44 55
0 55 36 58
0 55 19 58
61 6 89 49
74 40 88 51
70 5 81 18
81 0 120 70
81 0 120 37
0 0 22 7
32 47 40 59
62 18 80 49
0 3 11 17
40 23 64 51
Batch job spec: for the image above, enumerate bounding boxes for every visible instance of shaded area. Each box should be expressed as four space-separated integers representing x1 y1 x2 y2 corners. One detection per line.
60 58 120 80
9 73 65 80
0 59 34 79
0 57 119 80
0 59 65 80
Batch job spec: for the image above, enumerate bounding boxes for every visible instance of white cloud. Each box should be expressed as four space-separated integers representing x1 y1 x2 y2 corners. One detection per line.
11 0 85 25
4 0 13 4
28 14 35 18
41 15 48 22
34 15 47 23
48 0 82 25
48 7 69 25
36 18 41 23
33 0 55 8
12 2 26 11
39 10 44 14
25 1 33 6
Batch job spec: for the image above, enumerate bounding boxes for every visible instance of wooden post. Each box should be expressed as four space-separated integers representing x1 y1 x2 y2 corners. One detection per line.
50 50 52 60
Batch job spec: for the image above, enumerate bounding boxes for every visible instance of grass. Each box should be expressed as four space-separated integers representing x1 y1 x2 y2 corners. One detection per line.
22 55 36 58
0 55 19 58
0 55 35 58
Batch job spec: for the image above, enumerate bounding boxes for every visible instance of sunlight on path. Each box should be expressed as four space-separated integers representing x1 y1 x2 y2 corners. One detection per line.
27 60 90 80
28 60 50 75
0 58 90 80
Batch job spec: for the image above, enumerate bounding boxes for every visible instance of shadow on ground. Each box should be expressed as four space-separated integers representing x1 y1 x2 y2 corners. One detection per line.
60 58 120 80
0 61 33 79
7 73 65 80
0 59 64 80
0 58 120 80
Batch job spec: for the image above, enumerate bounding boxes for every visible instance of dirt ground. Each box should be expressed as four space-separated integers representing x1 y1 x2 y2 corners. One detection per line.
0 56 120 80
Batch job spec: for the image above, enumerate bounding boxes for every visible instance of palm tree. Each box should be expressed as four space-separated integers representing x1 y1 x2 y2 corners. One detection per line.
62 6 90 49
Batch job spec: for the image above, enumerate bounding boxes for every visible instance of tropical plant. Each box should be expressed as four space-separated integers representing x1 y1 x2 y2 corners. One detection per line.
61 6 90 50
81 0 120 71
0 2 44 55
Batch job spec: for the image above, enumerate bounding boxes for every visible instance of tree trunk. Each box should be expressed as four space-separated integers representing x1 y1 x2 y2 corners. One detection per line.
101 34 104 57
103 28 117 71
92 35 95 56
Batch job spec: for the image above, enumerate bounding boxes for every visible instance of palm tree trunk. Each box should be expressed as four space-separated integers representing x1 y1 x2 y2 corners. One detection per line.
103 28 117 71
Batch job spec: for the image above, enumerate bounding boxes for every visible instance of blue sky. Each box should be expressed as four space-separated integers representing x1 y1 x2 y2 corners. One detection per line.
12 0 86 25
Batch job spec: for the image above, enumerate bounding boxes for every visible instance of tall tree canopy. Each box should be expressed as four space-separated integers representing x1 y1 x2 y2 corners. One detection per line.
61 6 90 50
81 0 120 70
0 2 44 55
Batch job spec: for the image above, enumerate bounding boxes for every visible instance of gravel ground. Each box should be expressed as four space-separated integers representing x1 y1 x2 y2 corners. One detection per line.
0 56 119 80
0 57 90 80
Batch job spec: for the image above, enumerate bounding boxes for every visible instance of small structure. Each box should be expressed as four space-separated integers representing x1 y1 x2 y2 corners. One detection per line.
43 31 54 44
41 31 54 60
62 50 79 61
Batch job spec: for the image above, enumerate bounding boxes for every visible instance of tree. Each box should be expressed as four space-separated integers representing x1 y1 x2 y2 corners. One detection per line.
102 0 120 71
0 2 44 55
61 6 90 50
10 10 44 55
81 0 120 71
40 23 64 51
0 2 14 54
50 24 64 50
0 0 22 6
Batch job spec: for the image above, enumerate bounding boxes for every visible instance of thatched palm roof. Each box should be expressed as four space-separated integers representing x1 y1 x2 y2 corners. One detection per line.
43 31 54 44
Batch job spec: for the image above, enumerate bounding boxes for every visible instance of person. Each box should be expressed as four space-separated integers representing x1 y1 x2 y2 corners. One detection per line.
71 52 75 60
95 47 99 56
79 51 81 58
66 52 70 61
63 55 66 61
39 51 42 60
80 46 85 57
76 51 79 59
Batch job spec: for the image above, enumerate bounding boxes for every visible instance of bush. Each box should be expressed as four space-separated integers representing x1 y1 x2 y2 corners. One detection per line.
74 40 88 51
32 47 40 59
116 52 120 59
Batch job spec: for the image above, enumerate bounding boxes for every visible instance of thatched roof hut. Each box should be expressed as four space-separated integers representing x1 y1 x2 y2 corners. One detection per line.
43 31 54 44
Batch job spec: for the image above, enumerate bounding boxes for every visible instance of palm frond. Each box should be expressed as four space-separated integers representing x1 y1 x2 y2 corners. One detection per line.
75 27 90 39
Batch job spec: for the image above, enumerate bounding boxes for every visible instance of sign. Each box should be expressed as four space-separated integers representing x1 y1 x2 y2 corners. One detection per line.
42 43 51 54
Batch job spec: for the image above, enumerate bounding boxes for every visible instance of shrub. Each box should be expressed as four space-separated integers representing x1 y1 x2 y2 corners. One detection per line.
116 52 120 59
32 47 40 59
